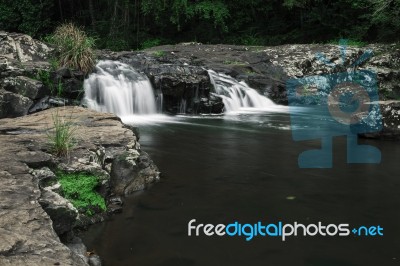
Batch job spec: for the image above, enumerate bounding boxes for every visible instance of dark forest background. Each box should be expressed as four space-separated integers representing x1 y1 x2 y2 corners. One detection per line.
1 0 399 50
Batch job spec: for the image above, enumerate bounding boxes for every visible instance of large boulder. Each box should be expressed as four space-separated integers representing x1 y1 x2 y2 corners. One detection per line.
0 89 33 118
0 31 52 62
1 76 48 100
110 141 160 195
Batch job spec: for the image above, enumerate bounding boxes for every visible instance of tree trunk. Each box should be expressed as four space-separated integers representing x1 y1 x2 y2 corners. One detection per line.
89 0 96 29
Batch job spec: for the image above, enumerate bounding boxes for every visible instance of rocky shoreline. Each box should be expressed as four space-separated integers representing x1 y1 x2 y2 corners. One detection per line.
0 107 159 265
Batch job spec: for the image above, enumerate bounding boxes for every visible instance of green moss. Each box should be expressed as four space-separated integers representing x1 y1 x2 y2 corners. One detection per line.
58 172 106 216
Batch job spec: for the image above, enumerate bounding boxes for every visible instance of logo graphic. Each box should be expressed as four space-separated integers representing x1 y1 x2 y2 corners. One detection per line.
188 219 384 241
286 40 382 168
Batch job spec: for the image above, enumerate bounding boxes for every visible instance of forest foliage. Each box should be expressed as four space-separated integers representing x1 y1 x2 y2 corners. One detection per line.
0 0 399 51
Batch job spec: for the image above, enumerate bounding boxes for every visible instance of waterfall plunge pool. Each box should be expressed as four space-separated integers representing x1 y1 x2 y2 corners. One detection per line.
81 111 400 266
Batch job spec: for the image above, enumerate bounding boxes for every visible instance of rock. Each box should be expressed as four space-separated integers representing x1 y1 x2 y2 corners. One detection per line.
38 189 78 236
0 106 158 265
66 237 89 264
0 89 33 118
88 255 102 266
31 167 57 188
358 101 400 139
0 31 52 62
0 168 87 265
0 76 48 100
58 76 84 100
99 43 400 109
56 67 73 79
111 150 160 195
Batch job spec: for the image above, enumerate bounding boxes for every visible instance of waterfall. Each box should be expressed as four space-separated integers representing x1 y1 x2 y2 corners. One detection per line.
179 99 187 114
84 60 160 116
208 70 275 112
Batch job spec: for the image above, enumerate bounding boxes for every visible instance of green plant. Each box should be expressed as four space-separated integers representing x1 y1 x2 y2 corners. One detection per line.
48 23 95 74
56 82 63 97
58 172 106 216
49 57 59 70
47 110 77 156
36 69 51 86
141 38 161 49
152 50 165 57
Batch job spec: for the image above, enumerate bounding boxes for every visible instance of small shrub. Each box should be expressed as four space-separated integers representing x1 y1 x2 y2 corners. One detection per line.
141 38 161 49
48 23 95 73
58 172 106 216
47 110 76 156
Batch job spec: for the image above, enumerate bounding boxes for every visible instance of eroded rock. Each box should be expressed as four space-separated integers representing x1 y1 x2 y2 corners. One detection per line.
0 106 158 265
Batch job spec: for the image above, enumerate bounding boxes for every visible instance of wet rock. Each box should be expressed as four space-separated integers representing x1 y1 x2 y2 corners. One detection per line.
358 101 400 139
101 43 400 108
66 237 90 264
111 150 160 195
88 254 102 266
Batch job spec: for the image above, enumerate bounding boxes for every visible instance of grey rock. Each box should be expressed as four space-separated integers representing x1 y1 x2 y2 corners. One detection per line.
88 255 102 266
0 31 52 62
111 150 160 195
66 237 89 264
1 75 48 100
358 101 400 139
0 106 159 265
31 167 57 188
0 89 33 118
38 189 78 236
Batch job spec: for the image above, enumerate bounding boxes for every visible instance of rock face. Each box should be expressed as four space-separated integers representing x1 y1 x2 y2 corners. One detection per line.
357 101 400 139
0 31 86 118
100 43 400 113
0 31 51 62
0 106 160 265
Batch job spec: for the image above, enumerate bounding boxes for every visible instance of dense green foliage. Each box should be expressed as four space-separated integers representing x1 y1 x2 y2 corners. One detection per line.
58 172 106 216
1 0 399 50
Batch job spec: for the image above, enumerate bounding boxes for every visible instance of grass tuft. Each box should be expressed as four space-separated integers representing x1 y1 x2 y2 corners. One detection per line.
47 110 77 156
48 23 95 74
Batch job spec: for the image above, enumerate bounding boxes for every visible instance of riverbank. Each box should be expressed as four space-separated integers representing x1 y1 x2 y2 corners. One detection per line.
0 106 159 265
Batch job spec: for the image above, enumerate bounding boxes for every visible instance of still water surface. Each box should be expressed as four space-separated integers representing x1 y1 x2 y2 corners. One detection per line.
82 110 400 266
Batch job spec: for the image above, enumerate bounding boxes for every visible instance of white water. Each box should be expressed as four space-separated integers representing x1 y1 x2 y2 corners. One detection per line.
84 60 159 117
208 70 277 112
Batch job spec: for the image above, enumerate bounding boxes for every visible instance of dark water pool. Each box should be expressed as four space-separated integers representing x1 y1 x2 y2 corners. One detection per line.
82 111 400 266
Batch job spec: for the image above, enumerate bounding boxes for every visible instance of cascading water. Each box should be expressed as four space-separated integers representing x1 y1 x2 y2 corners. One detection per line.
84 60 160 117
208 70 276 112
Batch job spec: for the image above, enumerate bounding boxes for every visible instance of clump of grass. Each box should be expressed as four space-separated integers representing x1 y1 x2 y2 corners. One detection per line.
47 110 77 156
152 50 165 57
58 172 106 216
48 23 95 73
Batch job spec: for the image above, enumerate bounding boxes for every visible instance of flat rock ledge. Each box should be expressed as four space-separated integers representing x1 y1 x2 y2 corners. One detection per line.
0 106 160 265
